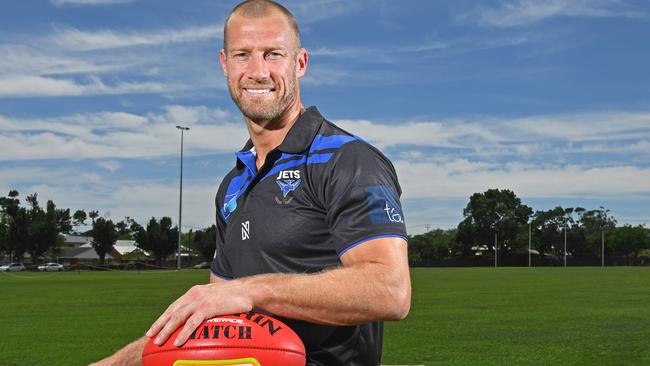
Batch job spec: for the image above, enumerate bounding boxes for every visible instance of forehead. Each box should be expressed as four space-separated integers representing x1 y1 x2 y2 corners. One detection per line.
226 12 293 49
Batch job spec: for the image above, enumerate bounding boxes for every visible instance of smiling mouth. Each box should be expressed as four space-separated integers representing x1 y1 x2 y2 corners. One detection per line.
244 88 275 95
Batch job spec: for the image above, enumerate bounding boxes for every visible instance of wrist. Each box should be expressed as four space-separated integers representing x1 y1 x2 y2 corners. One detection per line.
242 274 275 309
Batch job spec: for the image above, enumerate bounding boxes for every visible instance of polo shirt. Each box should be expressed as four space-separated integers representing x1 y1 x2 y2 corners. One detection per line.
211 106 407 365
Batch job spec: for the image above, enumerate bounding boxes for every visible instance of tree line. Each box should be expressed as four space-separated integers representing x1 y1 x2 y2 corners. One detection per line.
0 190 216 266
409 189 650 265
2 189 648 267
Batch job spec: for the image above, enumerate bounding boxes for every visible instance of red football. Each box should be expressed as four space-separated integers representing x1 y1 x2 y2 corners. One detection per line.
142 312 306 366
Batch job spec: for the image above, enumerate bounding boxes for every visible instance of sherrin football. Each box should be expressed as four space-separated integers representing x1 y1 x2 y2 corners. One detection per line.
142 312 306 366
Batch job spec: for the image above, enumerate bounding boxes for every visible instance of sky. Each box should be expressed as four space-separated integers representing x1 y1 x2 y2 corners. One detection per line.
1 0 649 234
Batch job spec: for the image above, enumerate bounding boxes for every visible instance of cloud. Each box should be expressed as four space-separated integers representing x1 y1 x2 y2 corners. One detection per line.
0 106 247 161
335 111 650 153
0 167 218 230
50 24 223 51
469 0 648 28
395 160 650 199
0 45 122 76
97 160 122 172
0 75 169 97
51 0 134 6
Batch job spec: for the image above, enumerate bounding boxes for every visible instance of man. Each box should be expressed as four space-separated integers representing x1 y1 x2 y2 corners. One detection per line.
91 1 410 365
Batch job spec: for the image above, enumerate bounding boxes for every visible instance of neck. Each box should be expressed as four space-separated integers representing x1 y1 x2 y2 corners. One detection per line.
245 101 304 170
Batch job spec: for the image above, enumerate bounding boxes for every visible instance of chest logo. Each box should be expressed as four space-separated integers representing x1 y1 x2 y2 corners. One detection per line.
275 170 301 204
241 220 250 240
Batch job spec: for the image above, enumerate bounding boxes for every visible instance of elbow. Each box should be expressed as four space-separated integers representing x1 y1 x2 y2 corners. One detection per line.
384 278 411 321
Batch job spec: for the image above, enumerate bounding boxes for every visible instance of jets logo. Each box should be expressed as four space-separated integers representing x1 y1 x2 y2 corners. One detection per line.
275 170 301 204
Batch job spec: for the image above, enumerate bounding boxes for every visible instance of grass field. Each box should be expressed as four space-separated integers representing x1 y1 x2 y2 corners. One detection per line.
1 267 649 365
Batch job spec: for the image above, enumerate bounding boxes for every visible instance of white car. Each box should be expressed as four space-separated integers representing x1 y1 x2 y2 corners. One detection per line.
38 263 64 272
0 263 26 272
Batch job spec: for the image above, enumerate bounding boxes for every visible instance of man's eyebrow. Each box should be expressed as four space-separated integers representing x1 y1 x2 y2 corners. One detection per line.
228 46 289 53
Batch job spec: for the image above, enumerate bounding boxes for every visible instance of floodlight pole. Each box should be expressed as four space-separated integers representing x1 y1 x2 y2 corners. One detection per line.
564 220 566 268
176 125 190 271
494 232 498 268
601 227 605 267
528 222 532 267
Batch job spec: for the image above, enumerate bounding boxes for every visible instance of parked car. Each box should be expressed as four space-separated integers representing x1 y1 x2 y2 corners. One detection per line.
193 262 210 269
0 263 26 272
38 263 64 272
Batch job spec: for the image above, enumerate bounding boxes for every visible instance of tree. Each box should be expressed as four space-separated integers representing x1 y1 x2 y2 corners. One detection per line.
25 195 72 262
0 190 28 260
132 217 178 266
577 207 617 258
190 225 217 262
73 210 87 227
90 217 117 265
609 225 649 262
115 217 135 239
531 206 567 260
0 191 72 262
456 189 533 258
409 229 455 264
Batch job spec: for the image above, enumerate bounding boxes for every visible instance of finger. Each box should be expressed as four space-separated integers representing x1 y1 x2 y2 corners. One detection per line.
146 312 171 338
174 312 205 347
155 310 188 345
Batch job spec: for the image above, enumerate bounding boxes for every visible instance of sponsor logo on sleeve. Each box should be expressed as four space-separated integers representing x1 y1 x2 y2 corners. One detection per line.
365 185 405 224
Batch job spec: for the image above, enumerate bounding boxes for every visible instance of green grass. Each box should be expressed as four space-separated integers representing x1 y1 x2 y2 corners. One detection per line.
1 267 649 366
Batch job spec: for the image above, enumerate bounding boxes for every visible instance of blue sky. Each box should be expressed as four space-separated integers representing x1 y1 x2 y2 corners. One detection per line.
1 0 649 234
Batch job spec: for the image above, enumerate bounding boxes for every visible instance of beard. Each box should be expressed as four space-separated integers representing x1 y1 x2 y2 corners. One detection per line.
228 72 297 123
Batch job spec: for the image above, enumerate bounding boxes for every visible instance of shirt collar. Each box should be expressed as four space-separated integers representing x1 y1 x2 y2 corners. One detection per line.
236 106 324 168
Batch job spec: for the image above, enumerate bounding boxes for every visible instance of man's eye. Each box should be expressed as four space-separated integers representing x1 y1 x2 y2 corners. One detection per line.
233 53 248 60
267 52 283 59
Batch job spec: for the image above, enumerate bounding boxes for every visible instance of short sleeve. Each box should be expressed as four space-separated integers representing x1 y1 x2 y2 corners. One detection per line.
211 195 233 280
323 140 407 256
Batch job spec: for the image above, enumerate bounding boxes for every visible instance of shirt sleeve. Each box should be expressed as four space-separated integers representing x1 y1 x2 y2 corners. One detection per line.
322 140 407 256
211 193 233 280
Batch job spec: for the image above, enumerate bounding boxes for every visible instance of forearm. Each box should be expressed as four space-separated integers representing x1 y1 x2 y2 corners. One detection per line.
149 238 410 346
244 261 411 326
89 336 147 366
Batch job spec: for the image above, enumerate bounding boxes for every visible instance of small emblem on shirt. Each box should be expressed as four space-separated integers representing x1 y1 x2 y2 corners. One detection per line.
365 185 406 225
275 170 301 204
384 202 404 223
241 220 250 240
223 194 238 219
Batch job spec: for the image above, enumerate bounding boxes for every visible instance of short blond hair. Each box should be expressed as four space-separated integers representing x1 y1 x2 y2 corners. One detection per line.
223 0 301 52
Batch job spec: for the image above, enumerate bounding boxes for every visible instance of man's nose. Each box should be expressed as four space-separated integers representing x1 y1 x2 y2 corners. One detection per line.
247 54 270 81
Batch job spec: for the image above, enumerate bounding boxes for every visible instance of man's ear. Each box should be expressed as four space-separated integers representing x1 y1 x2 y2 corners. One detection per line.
296 48 308 79
219 49 228 76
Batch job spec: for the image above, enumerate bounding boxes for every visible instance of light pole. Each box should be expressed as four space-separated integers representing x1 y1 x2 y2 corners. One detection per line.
564 220 566 268
494 231 498 268
528 222 532 267
176 125 189 270
601 227 605 267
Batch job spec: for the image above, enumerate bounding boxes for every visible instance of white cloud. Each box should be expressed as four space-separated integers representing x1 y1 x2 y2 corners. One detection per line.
0 106 247 161
471 0 647 28
0 45 122 76
51 0 134 6
395 160 650 199
51 25 222 51
0 167 218 230
335 111 650 153
0 75 169 97
97 161 122 172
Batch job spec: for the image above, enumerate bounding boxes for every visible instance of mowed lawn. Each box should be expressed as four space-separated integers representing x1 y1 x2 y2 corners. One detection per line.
1 267 649 366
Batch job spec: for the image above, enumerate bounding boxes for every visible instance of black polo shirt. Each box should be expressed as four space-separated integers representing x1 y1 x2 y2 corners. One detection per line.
211 106 407 365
